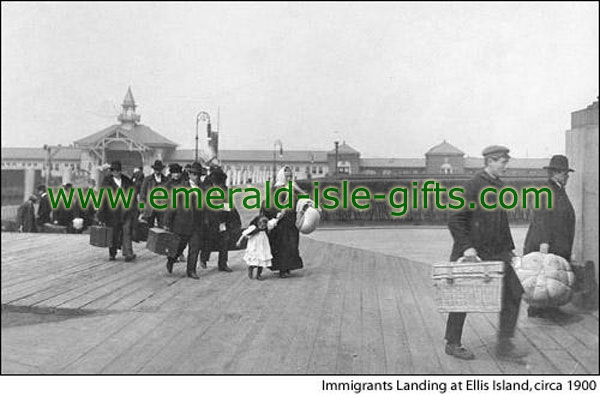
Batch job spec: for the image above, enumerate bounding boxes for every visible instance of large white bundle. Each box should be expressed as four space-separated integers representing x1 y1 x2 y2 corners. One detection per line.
514 252 575 307
296 198 320 234
72 217 84 230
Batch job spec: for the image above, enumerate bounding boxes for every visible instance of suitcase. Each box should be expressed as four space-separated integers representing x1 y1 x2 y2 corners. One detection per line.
89 226 114 247
42 223 68 234
146 228 180 255
432 259 504 313
132 220 150 242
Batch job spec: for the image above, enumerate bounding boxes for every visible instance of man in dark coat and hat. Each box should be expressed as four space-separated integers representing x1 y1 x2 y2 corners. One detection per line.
199 165 238 272
98 161 137 261
163 162 207 279
51 183 78 233
36 184 52 227
17 194 38 233
444 145 526 361
141 160 167 228
523 154 576 318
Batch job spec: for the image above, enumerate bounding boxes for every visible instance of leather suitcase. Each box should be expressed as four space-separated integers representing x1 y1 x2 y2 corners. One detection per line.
146 227 180 255
132 220 150 242
89 226 114 247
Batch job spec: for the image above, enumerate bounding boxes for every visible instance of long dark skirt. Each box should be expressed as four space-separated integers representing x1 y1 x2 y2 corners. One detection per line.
268 212 303 272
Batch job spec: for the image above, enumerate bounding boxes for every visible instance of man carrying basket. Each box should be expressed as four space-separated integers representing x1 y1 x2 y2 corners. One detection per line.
445 145 526 361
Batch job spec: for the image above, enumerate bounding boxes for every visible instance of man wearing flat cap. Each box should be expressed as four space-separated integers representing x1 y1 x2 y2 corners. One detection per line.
98 161 137 261
523 155 576 318
445 145 525 361
141 160 167 228
163 162 207 279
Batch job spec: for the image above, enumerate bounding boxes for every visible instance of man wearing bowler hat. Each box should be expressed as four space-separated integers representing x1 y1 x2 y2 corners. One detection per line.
445 145 526 361
523 155 576 318
98 160 137 261
163 162 206 279
141 160 167 228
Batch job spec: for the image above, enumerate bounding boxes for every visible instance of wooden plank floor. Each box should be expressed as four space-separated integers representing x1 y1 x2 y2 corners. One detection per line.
1 232 598 374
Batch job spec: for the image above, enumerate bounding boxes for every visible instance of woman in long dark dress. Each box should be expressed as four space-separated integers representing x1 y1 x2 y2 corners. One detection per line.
264 166 306 278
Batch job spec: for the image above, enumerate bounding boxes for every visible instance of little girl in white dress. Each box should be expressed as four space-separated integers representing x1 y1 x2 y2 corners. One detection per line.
236 213 281 280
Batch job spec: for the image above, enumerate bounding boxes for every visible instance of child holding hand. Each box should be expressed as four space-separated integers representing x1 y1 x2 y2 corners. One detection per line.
237 212 282 280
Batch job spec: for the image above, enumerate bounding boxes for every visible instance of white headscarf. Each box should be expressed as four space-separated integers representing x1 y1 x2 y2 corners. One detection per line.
274 165 306 194
274 166 292 187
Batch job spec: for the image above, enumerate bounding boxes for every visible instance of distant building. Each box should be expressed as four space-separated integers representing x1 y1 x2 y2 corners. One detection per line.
1 88 549 188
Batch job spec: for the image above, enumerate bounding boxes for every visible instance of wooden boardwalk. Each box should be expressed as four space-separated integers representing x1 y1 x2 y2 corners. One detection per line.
1 232 598 374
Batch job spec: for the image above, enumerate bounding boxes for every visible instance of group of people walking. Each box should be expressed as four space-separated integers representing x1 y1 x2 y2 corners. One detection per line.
98 160 306 280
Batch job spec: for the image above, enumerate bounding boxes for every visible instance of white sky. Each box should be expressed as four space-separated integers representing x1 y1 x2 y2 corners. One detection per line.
1 2 598 158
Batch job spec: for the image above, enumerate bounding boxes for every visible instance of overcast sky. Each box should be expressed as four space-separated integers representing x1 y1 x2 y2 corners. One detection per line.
2 2 598 159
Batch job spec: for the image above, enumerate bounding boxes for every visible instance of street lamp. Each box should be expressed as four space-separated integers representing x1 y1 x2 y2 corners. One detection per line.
334 140 340 177
272 139 283 182
195 111 211 163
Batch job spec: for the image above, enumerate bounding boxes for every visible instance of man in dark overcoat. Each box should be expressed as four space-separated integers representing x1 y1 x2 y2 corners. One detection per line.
199 165 236 272
17 194 38 233
98 161 137 261
36 184 52 227
164 162 206 279
141 160 167 227
51 183 78 233
445 145 525 361
523 154 576 318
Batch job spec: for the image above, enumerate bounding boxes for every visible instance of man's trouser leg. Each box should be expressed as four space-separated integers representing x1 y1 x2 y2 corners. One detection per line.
187 230 203 273
121 216 134 257
445 312 467 345
109 221 123 257
217 232 229 269
498 265 522 339
169 234 191 261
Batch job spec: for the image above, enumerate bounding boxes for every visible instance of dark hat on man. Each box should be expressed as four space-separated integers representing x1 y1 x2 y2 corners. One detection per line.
151 160 165 170
110 161 122 171
482 145 511 158
544 155 574 172
189 161 206 175
169 163 183 174
209 166 227 186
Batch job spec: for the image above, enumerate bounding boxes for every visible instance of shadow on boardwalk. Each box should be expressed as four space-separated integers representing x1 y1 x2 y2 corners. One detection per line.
1 232 598 374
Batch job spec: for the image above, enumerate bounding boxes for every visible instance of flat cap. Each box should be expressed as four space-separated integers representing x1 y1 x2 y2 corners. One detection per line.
482 145 510 158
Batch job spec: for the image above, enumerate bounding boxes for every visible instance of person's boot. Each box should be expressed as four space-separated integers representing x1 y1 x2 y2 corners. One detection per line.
444 343 475 360
186 270 200 280
495 336 528 360
166 257 176 274
279 270 288 278
248 266 254 279
124 254 137 262
256 267 263 281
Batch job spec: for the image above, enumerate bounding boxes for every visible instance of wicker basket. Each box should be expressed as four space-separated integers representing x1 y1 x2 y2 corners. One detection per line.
433 260 505 313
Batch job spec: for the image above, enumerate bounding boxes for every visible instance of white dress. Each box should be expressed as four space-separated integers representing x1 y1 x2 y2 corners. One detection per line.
243 226 272 268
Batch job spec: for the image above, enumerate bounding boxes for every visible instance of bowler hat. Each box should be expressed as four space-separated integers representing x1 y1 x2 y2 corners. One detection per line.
151 160 165 170
482 145 511 158
209 166 227 186
110 161 122 171
169 163 183 174
544 155 574 172
189 162 206 175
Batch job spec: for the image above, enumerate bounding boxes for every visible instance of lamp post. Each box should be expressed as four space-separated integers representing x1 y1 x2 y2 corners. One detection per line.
334 140 340 177
43 144 62 187
272 139 283 182
195 111 211 163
